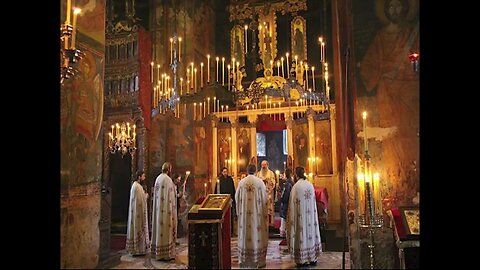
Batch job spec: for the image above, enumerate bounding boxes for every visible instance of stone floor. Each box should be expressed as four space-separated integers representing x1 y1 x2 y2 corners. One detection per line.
111 236 350 269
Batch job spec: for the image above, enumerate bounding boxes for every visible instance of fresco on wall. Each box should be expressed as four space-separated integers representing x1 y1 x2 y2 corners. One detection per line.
61 48 104 186
315 120 333 175
292 123 308 170
237 128 251 174
218 128 232 172
149 118 166 178
194 126 207 175
353 0 419 207
169 117 193 169
76 0 106 44
231 25 245 67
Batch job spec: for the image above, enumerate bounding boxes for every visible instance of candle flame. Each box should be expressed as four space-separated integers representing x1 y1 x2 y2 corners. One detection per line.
362 111 367 119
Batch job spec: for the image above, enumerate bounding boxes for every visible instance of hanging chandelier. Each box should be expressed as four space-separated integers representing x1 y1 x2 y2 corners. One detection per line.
108 122 136 155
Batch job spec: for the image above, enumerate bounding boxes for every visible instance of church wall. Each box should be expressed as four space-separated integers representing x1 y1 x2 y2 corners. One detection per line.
352 0 419 211
340 0 419 268
60 0 106 268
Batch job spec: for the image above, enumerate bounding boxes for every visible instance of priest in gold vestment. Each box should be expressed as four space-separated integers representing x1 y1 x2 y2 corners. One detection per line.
256 159 277 227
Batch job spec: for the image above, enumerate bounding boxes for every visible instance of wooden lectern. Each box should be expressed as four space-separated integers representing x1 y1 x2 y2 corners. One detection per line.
187 194 232 269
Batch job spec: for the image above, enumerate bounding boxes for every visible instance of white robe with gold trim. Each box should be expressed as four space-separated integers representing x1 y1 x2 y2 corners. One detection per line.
235 174 269 268
286 178 322 264
126 181 150 255
151 173 177 260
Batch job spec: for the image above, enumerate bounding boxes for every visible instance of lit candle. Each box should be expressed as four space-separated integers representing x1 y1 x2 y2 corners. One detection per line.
194 68 197 93
324 63 329 100
362 111 368 153
305 63 309 90
244 25 248 54
227 64 231 91
222 57 225 86
204 183 207 196
283 161 286 172
194 103 197 120
170 37 173 64
207 55 211 83
295 55 298 66
216 57 219 82
65 0 71 24
281 57 285 78
71 8 81 49
286 53 290 77
277 61 280 76
217 179 220 194
213 96 217 112
312 66 315 92
191 62 194 90
365 180 375 219
186 69 190 91
319 37 323 62
270 60 273 69
217 99 220 114
207 97 210 115
322 41 326 63
200 62 204 89
178 37 182 62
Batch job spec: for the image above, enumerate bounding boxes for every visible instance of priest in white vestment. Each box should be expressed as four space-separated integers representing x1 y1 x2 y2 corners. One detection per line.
256 159 277 227
236 164 269 268
126 170 150 255
286 166 322 266
151 162 177 261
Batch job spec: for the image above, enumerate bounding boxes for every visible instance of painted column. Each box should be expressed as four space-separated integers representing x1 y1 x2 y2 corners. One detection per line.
286 115 294 168
247 114 258 166
307 109 316 174
330 105 337 174
212 118 218 193
230 117 238 180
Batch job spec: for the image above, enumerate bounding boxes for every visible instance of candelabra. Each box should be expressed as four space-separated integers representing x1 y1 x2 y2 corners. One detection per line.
357 111 383 269
152 35 181 116
108 122 136 155
61 6 83 85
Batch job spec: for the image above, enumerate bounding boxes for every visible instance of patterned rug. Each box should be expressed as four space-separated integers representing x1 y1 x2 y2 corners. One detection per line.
114 236 350 269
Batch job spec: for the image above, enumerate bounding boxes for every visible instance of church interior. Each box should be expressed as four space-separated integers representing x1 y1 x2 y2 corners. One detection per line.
60 0 419 268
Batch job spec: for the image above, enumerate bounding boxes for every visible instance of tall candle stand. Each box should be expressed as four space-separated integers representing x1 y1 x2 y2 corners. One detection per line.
358 152 383 269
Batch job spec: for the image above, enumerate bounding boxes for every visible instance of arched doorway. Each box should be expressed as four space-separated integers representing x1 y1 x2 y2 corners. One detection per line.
110 152 132 234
